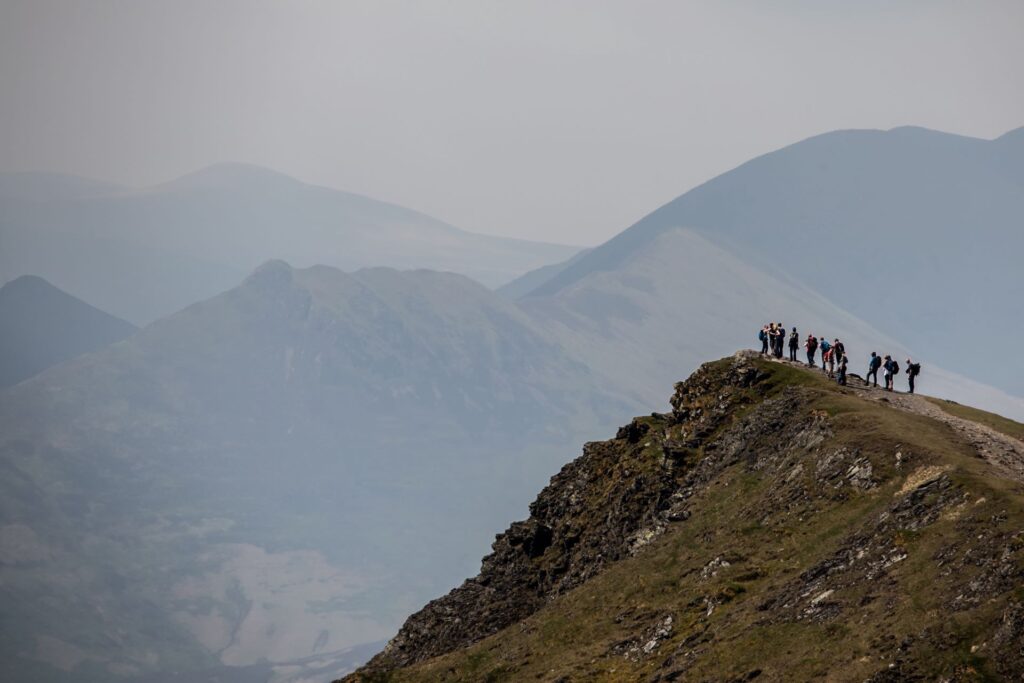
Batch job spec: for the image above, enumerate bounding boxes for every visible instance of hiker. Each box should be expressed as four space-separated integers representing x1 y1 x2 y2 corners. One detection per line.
774 322 785 358
865 352 882 387
833 339 846 362
759 325 769 354
837 353 848 385
882 355 897 391
906 359 921 394
788 327 799 361
767 323 778 356
826 347 836 378
819 338 831 373
805 334 818 367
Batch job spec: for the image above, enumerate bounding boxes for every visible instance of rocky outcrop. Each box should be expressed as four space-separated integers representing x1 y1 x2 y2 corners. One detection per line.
345 353 781 678
342 352 1024 682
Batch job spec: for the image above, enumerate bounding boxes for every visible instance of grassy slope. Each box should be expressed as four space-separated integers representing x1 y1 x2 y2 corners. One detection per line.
926 396 1024 442
367 360 1024 682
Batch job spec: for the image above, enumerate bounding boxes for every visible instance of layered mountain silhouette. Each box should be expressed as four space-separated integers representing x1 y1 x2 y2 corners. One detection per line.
514 226 1024 421
0 262 626 683
517 125 1024 397
0 165 580 324
4 124 1023 683
0 275 136 387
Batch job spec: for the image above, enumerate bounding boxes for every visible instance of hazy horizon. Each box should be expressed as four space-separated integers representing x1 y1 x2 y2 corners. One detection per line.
3 5 1024 681
3 1 1023 245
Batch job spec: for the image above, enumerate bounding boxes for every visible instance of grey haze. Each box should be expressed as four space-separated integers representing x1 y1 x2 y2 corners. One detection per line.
2 1 1023 244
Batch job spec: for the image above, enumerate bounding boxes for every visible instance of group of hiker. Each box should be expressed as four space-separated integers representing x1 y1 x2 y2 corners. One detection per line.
758 323 922 393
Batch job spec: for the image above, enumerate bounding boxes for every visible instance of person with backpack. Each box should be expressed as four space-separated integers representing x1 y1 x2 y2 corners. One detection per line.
884 356 900 391
882 355 893 390
774 322 785 358
805 334 818 367
819 338 831 373
865 352 882 387
788 327 799 361
759 325 769 354
833 339 845 362
837 353 848 386
906 358 921 394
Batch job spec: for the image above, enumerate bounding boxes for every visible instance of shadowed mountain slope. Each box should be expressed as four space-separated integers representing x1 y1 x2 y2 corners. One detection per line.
496 248 592 300
0 165 580 324
0 262 626 683
522 126 1024 397
0 275 136 387
518 227 1024 422
343 352 1024 682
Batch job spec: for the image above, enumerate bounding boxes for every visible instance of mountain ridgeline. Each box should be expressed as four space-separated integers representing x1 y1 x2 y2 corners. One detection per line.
0 275 137 387
342 353 1024 682
3 125 1024 683
514 126 1024 399
0 262 628 683
0 165 580 324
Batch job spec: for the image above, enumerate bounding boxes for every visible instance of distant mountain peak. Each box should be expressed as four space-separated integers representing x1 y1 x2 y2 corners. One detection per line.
2 273 58 293
155 162 305 192
996 125 1024 144
0 273 112 307
0 275 137 387
884 124 946 135
246 258 295 282
879 124 992 145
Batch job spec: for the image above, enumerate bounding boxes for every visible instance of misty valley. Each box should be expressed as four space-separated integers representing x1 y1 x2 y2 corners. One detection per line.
2 7 1024 678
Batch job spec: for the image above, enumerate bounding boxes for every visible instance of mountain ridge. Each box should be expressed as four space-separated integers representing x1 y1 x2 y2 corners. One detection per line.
514 124 1024 398
342 351 1024 682
525 124 1021 299
0 275 137 387
0 165 581 324
0 261 626 683
515 227 1024 421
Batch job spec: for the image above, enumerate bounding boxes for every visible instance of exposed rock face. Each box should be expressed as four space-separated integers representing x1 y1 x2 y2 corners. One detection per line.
346 353 781 676
357 417 688 670
342 352 1024 682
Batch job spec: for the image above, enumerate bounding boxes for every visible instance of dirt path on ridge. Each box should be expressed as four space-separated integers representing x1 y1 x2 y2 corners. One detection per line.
759 352 1024 484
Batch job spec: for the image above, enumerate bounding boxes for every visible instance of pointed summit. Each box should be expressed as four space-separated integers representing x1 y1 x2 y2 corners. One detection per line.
512 124 1024 398
155 162 305 192
0 275 136 386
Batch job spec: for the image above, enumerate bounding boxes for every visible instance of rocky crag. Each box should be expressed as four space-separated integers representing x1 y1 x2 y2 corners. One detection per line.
341 351 1024 682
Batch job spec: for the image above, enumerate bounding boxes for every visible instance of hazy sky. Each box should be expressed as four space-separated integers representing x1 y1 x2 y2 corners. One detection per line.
2 1 1022 245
